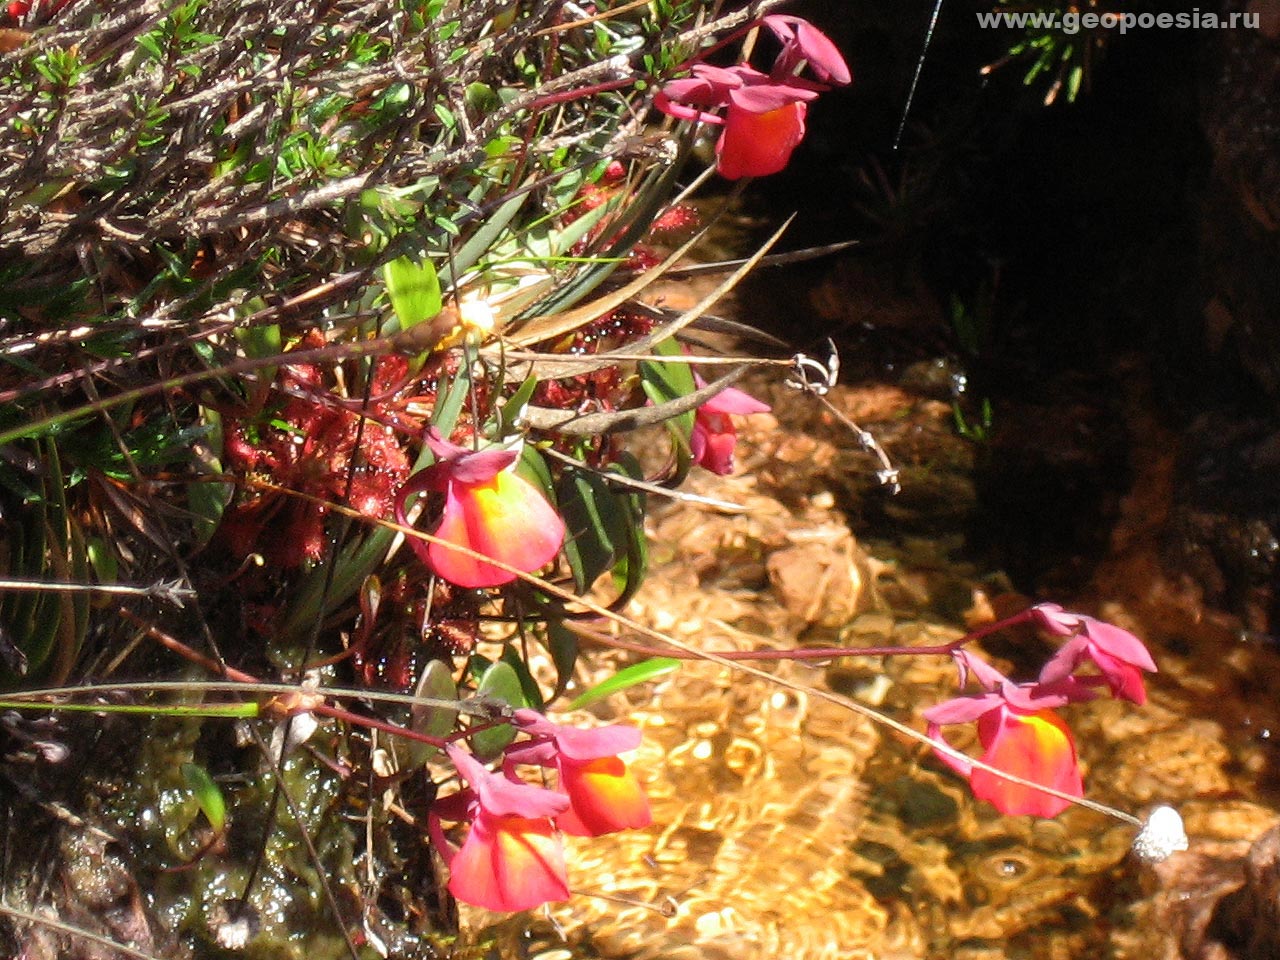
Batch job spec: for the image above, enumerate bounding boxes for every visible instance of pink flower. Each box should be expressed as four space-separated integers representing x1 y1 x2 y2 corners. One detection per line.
432 745 572 912
761 14 853 86
690 380 770 475
509 711 652 837
657 64 817 179
395 429 566 588
654 17 850 179
1032 604 1158 705
924 653 1091 818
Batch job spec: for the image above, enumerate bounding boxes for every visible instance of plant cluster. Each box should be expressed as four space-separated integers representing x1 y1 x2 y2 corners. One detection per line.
0 0 1180 954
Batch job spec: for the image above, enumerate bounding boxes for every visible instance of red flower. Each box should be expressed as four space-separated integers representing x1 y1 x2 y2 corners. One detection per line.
924 653 1092 818
432 745 571 913
654 17 850 179
926 693 1083 818
509 711 652 837
690 380 771 475
761 14 852 86
395 429 566 588
657 64 818 179
717 97 808 180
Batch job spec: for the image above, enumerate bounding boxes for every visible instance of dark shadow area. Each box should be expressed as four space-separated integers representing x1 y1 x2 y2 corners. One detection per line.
729 2 1280 614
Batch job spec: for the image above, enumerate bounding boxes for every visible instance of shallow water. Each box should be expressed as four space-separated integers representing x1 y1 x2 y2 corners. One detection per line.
469 371 1280 960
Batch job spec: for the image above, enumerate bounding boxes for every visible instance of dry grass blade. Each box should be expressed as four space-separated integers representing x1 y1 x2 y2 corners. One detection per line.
503 214 716 349
506 214 793 384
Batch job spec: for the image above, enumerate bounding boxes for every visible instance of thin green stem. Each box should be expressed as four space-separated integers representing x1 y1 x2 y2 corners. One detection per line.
0 699 259 718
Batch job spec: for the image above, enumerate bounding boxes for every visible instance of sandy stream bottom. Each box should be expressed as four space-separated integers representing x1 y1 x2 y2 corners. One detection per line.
467 374 1280 960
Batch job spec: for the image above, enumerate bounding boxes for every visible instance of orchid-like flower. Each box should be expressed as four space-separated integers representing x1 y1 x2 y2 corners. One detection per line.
658 63 817 179
395 428 565 589
654 16 850 179
509 710 652 837
691 380 771 475
430 745 572 912
1031 603 1158 705
924 652 1091 818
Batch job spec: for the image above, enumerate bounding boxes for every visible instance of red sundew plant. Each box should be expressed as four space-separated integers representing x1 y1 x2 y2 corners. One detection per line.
219 346 417 568
0 1 1189 953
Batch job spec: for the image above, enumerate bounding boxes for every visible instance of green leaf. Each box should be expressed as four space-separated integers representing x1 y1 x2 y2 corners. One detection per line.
543 619 579 700
407 659 459 767
501 644 544 711
469 659 525 759
608 452 649 605
464 82 499 113
557 467 624 593
441 189 527 286
639 336 696 454
188 406 229 546
516 442 556 501
180 762 227 834
384 256 443 334
566 658 681 711
497 374 538 437
136 32 163 61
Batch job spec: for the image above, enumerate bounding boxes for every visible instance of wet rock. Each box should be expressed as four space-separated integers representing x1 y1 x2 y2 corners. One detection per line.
1116 805 1280 960
1204 823 1280 960
766 533 867 631
1201 1 1280 399
1165 412 1280 633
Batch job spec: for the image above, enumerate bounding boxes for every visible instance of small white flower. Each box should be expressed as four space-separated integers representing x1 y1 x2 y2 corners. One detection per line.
1132 805 1189 863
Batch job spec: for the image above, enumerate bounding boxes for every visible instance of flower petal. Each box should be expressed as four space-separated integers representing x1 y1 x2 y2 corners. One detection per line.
447 812 570 912
698 384 771 416
551 723 643 761
429 470 565 588
970 708 1082 818
715 100 807 179
1082 619 1158 673
763 15 852 85
654 91 724 125
925 722 974 779
447 446 521 485
691 411 739 474
449 744 570 819
423 426 470 463
1091 646 1149 705
922 692 1003 726
1030 602 1080 637
1037 634 1090 687
556 756 652 837
727 82 817 114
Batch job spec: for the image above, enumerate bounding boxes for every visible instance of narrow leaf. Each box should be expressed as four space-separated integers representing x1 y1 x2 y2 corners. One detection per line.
180 762 227 834
566 658 681 711
543 620 579 699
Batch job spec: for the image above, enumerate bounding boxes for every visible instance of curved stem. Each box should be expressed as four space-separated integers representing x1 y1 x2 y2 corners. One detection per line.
567 606 1040 662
